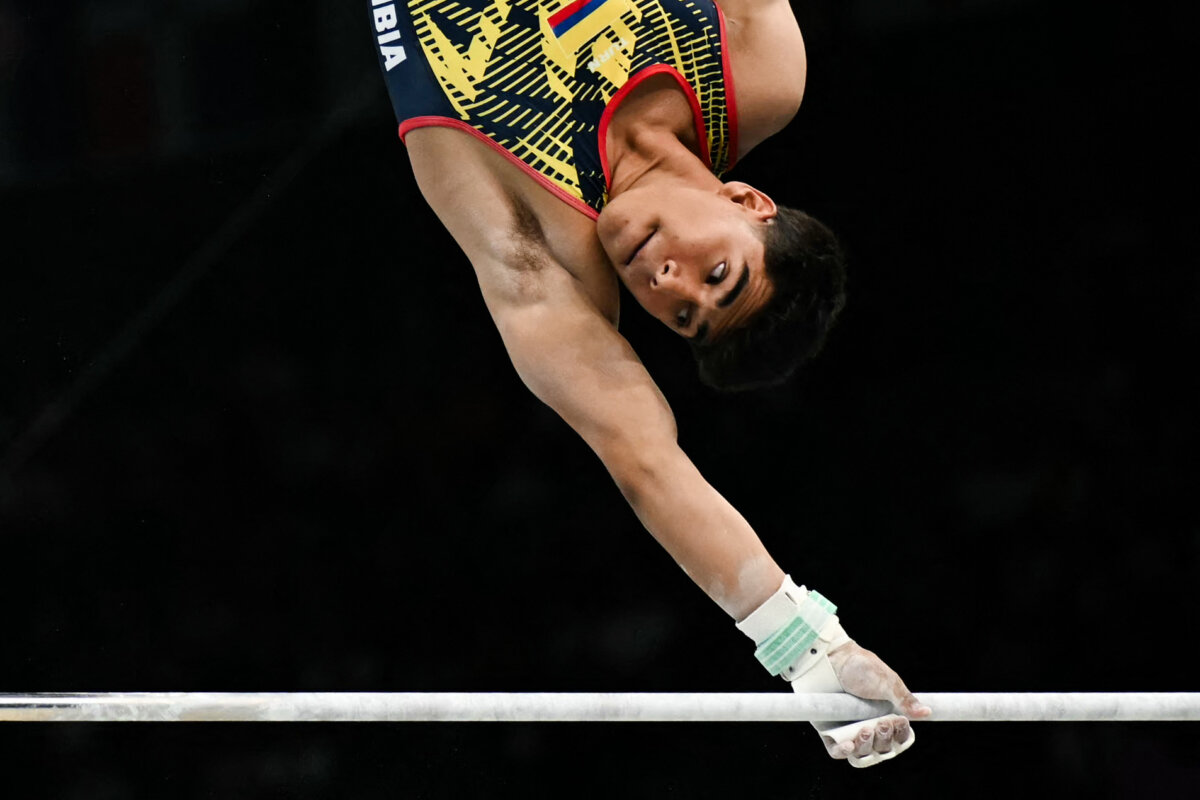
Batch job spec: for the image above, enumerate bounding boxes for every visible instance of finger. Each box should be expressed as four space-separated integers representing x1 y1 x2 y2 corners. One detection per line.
852 725 875 759
892 716 912 745
823 735 854 760
872 718 894 754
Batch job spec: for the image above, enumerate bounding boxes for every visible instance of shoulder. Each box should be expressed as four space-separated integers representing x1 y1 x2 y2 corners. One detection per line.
718 0 808 157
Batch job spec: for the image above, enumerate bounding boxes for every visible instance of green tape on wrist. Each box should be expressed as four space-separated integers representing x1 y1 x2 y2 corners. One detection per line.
753 590 838 677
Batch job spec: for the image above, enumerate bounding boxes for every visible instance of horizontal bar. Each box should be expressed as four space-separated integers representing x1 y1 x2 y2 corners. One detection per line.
1 693 1198 723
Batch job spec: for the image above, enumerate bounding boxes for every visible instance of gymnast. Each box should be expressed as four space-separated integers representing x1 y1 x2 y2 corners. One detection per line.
369 0 930 765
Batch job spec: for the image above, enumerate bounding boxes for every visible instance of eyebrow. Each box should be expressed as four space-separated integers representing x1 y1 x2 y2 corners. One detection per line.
689 265 752 343
717 264 750 308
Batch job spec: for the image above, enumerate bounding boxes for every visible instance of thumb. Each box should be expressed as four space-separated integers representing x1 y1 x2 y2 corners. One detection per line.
830 643 931 719
895 687 932 720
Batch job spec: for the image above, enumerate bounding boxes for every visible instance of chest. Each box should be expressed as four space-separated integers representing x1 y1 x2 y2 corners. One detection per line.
377 0 737 215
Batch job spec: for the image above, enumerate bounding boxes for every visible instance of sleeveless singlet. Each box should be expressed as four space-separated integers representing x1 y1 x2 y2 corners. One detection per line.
368 0 739 218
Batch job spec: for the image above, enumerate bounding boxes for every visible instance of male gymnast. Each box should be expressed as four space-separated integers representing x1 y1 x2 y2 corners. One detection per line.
369 0 931 765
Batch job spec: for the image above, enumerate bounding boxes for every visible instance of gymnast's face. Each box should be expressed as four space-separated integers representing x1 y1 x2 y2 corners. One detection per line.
596 181 776 344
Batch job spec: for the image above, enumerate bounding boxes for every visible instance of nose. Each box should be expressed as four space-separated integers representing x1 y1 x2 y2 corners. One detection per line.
650 260 683 291
650 260 705 305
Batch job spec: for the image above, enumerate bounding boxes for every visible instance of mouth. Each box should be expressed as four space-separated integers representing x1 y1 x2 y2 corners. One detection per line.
625 229 655 266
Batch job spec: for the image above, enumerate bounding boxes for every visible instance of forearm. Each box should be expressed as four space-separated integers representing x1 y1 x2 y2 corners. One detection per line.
609 442 785 621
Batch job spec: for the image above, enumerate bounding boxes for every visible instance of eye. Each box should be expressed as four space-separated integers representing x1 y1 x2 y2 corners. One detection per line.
706 261 728 284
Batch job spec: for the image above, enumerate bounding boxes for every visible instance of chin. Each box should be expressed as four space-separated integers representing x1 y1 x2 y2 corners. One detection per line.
594 206 622 261
624 290 653 318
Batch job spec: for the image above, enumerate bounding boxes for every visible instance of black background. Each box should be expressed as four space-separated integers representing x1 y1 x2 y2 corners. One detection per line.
1 0 1197 797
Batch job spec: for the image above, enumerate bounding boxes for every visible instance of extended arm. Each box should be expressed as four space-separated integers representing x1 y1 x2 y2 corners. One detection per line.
472 231 930 765
483 249 784 620
406 131 785 618
404 133 928 765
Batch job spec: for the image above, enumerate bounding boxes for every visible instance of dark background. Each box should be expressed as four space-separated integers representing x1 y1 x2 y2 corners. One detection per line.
1 0 1197 797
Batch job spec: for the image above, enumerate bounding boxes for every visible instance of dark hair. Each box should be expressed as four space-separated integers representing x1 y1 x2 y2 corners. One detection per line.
689 206 847 391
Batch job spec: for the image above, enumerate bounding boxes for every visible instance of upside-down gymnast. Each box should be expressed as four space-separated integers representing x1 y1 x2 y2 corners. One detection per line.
368 0 930 765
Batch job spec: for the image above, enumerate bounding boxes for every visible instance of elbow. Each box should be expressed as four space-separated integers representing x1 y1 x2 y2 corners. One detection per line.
601 433 683 508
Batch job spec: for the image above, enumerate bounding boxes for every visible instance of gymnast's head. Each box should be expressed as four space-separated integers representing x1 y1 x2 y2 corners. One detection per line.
595 180 847 391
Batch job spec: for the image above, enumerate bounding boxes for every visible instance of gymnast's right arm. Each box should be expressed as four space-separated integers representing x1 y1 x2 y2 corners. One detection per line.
480 229 786 623
406 136 784 619
494 272 934 759
458 226 930 764
406 143 929 765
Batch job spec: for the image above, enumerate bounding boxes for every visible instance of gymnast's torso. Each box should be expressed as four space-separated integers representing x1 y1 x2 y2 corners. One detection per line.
372 0 739 218
369 0 807 320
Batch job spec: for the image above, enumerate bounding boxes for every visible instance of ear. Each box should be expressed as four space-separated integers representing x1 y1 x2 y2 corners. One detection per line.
718 181 777 222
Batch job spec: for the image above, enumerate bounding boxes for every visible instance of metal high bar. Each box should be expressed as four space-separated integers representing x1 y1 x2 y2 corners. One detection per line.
2 693 1198 723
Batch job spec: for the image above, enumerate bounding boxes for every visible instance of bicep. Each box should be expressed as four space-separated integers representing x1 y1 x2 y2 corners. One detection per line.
494 267 677 448
405 131 674 469
481 260 678 473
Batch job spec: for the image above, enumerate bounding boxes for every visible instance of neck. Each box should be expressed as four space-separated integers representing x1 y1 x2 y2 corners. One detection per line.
605 74 720 199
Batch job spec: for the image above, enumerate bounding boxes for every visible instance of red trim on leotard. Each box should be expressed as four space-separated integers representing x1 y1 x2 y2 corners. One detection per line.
716 5 739 169
398 116 601 220
598 64 710 191
396 2 733 219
